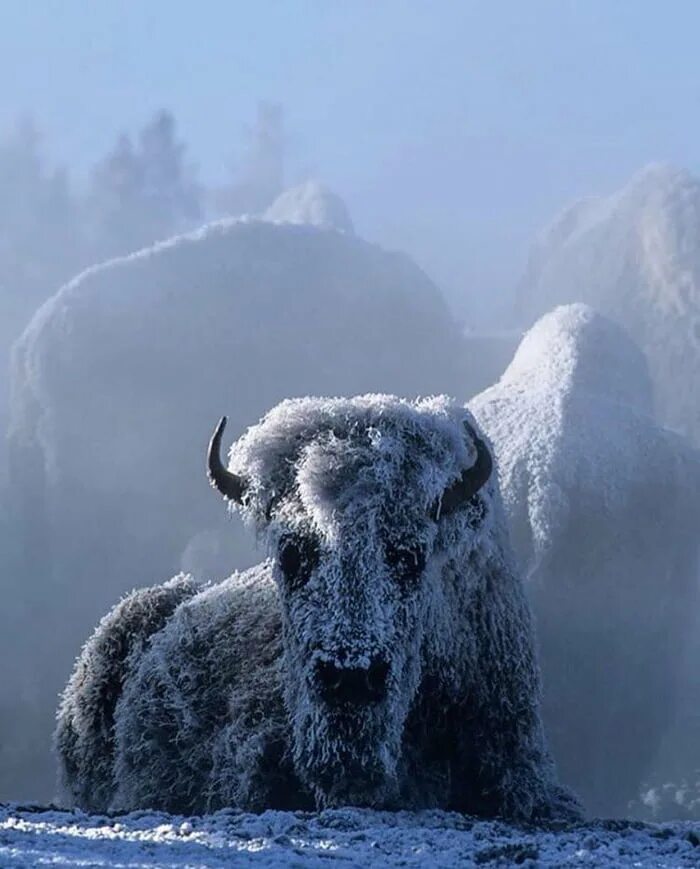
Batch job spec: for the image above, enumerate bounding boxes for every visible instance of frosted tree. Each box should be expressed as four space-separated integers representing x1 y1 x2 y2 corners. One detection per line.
137 110 201 241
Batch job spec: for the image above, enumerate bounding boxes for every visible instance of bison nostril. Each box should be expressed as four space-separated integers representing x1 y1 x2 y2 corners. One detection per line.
366 659 389 695
315 657 389 705
326 669 343 692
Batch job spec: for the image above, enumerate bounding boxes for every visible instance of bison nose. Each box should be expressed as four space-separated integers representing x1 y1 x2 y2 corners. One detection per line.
315 657 389 706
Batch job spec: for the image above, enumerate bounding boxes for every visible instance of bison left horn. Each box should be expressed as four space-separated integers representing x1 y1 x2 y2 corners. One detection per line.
207 416 247 503
433 420 493 520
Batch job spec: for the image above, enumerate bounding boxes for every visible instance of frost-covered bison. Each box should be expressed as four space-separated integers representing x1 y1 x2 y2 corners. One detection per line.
56 395 579 820
8 204 484 801
470 304 700 817
515 164 700 447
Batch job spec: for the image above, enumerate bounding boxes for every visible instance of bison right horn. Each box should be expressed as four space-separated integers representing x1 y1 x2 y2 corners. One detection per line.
207 416 247 503
433 420 493 520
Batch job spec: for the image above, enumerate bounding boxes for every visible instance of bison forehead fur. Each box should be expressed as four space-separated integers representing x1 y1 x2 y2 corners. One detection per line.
55 394 580 821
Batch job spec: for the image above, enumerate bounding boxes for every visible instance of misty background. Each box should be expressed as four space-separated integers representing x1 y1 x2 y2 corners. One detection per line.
5 1 700 323
1 0 699 822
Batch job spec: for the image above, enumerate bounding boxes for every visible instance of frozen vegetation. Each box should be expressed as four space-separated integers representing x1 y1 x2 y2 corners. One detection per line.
471 304 700 817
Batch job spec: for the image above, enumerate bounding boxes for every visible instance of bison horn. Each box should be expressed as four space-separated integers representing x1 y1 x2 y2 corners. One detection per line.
207 416 246 503
434 420 493 520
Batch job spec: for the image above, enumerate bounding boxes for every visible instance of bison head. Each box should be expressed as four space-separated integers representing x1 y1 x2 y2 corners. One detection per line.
208 395 493 808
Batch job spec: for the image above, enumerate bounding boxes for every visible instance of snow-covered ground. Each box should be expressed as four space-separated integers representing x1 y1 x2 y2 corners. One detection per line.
1 803 699 868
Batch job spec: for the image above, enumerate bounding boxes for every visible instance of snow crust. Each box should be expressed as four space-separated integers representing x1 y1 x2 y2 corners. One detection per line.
263 181 354 233
1 803 699 868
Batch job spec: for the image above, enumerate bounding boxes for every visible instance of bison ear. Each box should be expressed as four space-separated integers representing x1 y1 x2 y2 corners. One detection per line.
432 420 492 521
207 417 247 504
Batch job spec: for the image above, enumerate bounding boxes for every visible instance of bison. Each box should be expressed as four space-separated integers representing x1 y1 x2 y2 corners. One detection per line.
56 394 579 820
470 304 700 816
8 215 481 801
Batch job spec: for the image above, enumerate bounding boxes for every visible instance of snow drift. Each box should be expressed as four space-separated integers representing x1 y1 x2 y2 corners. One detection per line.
470 304 700 817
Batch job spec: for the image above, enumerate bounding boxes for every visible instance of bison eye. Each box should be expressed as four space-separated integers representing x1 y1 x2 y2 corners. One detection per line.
278 536 319 592
385 542 426 586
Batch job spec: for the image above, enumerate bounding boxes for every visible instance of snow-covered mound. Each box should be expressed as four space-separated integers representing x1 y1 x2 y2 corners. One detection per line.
263 181 354 233
470 304 700 817
3 218 487 802
516 163 700 444
1 804 699 868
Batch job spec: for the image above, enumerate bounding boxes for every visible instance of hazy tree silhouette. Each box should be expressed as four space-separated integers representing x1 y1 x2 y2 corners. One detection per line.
214 101 285 216
86 110 201 260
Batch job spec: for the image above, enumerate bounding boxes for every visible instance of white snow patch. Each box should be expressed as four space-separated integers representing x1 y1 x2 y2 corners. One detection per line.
1 804 698 868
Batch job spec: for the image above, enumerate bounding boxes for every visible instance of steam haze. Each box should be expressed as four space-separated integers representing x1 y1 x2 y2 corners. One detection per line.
4 2 700 320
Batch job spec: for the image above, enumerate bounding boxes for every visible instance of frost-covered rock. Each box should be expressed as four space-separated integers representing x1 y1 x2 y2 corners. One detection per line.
5 218 488 801
263 181 354 233
470 304 700 817
56 394 579 821
516 163 700 445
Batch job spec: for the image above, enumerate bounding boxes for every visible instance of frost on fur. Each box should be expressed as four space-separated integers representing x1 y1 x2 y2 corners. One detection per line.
470 304 700 816
55 574 198 811
56 394 580 821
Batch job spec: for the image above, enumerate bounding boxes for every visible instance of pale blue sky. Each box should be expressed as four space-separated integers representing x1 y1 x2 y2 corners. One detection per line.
2 1 700 319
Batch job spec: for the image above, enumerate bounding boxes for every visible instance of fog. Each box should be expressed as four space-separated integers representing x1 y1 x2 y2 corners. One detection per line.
0 1 699 822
